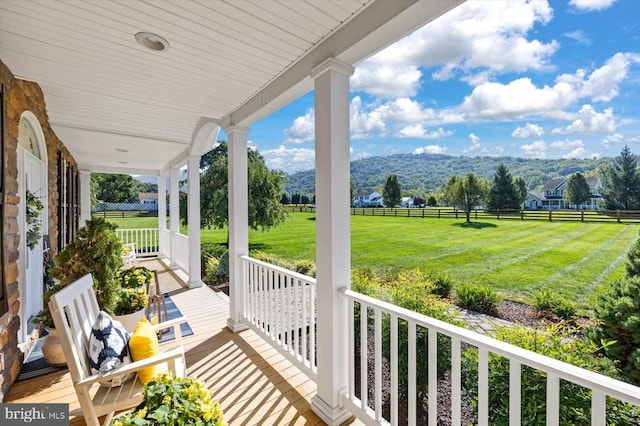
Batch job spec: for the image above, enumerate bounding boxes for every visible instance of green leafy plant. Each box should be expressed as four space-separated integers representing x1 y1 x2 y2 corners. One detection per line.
33 283 67 328
113 287 149 316
455 283 501 314
215 249 229 281
462 323 640 425
533 289 577 320
25 189 44 250
587 274 640 385
626 231 640 277
48 217 123 314
117 266 153 288
204 255 226 286
111 373 225 426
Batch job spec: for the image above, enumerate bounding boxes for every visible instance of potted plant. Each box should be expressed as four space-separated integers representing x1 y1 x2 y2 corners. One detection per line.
111 373 226 426
34 217 123 366
117 266 153 288
113 287 149 332
32 282 68 367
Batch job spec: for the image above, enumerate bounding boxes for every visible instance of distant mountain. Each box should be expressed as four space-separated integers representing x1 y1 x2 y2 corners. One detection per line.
284 154 609 196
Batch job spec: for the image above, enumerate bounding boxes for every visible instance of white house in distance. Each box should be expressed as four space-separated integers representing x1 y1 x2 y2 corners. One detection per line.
522 175 603 210
353 191 384 207
400 196 414 208
138 192 158 206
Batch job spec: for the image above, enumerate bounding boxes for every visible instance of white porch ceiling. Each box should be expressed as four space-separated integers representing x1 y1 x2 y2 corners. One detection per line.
0 0 464 175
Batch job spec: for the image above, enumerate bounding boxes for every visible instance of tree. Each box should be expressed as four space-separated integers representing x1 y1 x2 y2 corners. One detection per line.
413 195 426 207
280 193 291 204
564 173 592 208
486 164 520 210
92 173 138 203
200 141 288 233
444 173 488 223
601 145 640 210
383 174 402 207
514 177 528 206
427 195 438 207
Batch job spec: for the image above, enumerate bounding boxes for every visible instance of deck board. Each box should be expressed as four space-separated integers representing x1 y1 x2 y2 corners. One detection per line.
5 259 330 425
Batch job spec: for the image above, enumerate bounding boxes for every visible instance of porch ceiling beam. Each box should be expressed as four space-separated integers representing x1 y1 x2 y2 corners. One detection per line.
78 164 162 176
50 123 191 146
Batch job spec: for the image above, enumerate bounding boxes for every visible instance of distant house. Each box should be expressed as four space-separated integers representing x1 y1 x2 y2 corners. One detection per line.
138 192 158 205
353 191 385 207
537 176 602 210
400 197 414 208
522 191 544 209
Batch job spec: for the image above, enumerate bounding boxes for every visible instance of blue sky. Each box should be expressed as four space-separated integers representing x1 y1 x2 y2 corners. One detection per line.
225 0 640 174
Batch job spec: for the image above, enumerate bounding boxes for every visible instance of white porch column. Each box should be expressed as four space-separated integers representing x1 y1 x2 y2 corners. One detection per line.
187 155 202 288
310 58 354 425
79 170 91 226
157 173 167 257
169 166 180 269
226 125 249 333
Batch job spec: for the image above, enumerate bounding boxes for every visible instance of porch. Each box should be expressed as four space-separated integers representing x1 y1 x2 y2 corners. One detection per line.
5 259 328 425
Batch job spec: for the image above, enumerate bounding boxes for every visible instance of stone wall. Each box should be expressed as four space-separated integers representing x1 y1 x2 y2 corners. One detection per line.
0 60 77 400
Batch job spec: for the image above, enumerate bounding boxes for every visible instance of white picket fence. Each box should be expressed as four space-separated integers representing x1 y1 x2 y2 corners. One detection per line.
115 228 159 257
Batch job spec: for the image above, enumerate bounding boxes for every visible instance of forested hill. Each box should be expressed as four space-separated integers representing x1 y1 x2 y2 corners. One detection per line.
285 154 609 196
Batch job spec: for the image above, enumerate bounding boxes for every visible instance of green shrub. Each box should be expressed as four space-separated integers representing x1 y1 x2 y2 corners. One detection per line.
204 255 225 285
201 243 227 272
462 323 640 425
587 275 640 385
626 232 640 277
431 273 453 297
455 283 501 314
216 249 229 282
533 289 577 320
292 259 316 277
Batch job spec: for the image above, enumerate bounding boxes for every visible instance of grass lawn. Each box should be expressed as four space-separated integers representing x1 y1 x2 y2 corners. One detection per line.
107 213 639 312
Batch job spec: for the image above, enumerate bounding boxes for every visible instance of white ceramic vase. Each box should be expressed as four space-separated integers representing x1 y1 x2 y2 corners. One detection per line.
41 327 66 367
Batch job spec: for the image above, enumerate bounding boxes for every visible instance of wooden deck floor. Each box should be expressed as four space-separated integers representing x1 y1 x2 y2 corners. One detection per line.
5 259 330 425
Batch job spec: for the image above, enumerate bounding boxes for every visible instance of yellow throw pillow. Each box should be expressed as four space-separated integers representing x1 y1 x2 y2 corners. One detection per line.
128 317 160 383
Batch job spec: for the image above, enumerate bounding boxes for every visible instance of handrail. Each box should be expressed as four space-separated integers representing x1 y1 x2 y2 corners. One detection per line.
339 287 640 425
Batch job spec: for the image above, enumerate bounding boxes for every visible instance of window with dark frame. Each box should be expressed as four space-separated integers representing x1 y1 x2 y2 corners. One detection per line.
57 152 79 250
0 84 7 316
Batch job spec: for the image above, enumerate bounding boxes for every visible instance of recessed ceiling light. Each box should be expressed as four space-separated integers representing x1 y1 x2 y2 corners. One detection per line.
135 32 170 52
115 148 129 153
118 161 128 165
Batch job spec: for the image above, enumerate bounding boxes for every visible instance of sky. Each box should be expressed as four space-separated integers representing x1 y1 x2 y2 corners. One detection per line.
225 0 640 174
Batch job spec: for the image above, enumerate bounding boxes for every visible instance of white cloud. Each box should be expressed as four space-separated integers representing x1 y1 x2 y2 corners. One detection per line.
628 135 640 143
550 139 584 149
602 133 624 146
578 52 640 102
284 109 315 144
512 123 545 138
521 140 547 158
351 96 386 139
551 104 617 134
413 144 448 155
462 78 575 119
564 30 591 45
463 133 481 153
351 64 422 97
262 145 315 173
563 147 587 159
570 0 617 12
352 0 557 96
395 125 453 139
481 146 506 157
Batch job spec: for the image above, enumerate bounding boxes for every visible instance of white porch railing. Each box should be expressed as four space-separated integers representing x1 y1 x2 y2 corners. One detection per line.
339 288 640 426
159 228 170 257
240 255 317 381
171 233 189 272
115 228 159 257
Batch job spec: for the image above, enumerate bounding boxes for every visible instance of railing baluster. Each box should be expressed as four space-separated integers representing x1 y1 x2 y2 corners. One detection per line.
428 327 437 426
279 272 285 349
310 282 315 372
391 314 398 426
348 297 355 399
451 337 461 426
267 268 274 339
302 280 307 367
591 389 606 426
409 321 416 426
294 278 300 359
479 347 489 426
259 264 265 332
375 308 382 421
360 302 368 410
510 359 521 426
547 372 559 425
